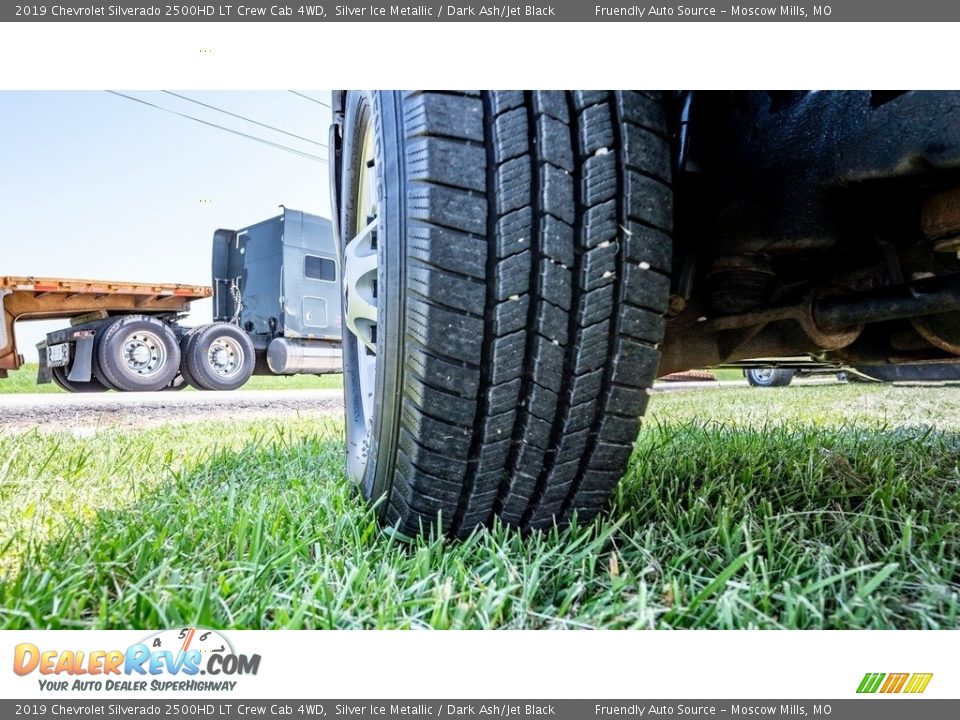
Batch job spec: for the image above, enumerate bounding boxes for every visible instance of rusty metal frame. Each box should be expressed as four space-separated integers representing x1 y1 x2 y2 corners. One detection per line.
0 276 211 373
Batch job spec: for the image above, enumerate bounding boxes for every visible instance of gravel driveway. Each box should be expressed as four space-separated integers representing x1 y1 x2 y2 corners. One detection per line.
0 389 344 433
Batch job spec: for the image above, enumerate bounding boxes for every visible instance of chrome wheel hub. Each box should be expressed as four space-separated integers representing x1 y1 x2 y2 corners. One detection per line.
122 331 166 377
207 337 244 378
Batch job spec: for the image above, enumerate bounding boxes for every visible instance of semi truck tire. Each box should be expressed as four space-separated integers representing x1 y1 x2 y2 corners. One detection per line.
182 322 255 391
337 90 672 537
90 332 119 390
51 365 109 393
95 315 181 392
744 367 795 387
177 329 202 389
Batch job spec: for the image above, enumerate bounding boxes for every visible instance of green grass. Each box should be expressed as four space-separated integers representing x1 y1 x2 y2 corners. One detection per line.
0 364 62 394
0 363 342 393
1 384 959 629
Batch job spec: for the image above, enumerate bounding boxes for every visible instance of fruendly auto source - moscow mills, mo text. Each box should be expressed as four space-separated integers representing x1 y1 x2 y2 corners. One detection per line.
12 3 834 19
595 5 827 17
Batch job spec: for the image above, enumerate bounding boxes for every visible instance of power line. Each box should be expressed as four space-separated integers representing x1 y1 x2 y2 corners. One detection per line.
106 91 328 164
161 90 327 148
288 90 332 109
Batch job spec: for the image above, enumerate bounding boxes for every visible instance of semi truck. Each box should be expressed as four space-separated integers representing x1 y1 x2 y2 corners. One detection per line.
1 208 341 393
328 90 960 537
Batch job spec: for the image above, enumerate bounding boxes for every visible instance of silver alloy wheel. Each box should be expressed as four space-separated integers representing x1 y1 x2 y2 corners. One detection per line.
121 331 167 378
207 335 245 379
342 120 379 479
752 368 774 381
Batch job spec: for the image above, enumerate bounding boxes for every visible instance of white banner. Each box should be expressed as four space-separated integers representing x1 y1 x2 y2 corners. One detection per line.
0 630 953 700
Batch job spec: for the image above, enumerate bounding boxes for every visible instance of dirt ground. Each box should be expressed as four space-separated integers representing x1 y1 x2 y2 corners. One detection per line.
0 379 842 435
0 389 345 434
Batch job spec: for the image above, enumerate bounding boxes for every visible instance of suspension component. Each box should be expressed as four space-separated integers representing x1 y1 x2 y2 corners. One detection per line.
706 253 777 314
814 272 960 332
923 188 960 255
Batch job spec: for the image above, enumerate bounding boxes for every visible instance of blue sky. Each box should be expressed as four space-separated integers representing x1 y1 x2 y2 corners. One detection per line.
0 90 331 360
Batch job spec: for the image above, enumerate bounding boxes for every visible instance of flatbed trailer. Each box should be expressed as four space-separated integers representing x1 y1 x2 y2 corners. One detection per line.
0 275 211 378
2 209 341 393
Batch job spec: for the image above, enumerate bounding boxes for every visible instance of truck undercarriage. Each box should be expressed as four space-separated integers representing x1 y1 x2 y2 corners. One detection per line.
661 90 960 375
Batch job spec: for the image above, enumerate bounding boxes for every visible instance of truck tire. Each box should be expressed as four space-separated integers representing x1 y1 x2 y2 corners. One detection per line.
744 368 795 387
182 322 255 391
95 315 181 392
89 332 119 390
51 365 109 393
177 329 202 389
336 90 672 536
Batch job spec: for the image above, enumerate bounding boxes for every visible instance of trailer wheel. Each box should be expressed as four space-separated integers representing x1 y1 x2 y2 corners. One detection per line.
744 368 795 387
182 323 255 391
336 91 673 536
51 365 109 393
95 315 181 392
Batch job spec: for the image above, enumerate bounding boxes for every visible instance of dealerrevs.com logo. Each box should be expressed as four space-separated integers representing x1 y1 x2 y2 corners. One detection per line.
13 628 261 693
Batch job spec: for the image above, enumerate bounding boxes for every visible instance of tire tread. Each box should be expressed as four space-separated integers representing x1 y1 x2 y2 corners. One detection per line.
372 91 672 536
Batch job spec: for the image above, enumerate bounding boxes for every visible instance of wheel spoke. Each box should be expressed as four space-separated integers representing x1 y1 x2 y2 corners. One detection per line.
343 218 379 354
342 102 380 489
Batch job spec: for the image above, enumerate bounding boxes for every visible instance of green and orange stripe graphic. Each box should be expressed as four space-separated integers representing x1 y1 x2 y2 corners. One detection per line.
857 672 933 694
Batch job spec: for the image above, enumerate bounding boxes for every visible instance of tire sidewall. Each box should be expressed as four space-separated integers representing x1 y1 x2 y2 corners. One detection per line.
91 331 119 390
96 316 181 392
745 368 773 386
178 328 202 389
339 90 405 505
745 368 792 387
51 365 109 393
185 323 255 391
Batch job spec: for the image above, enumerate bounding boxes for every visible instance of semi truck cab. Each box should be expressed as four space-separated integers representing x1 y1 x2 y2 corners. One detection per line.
212 207 341 376
4 207 341 393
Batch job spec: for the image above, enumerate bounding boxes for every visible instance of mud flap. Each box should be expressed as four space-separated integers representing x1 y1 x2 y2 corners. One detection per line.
67 335 95 382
